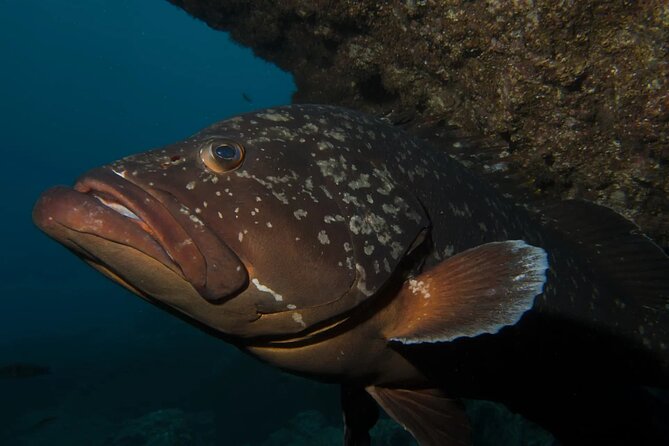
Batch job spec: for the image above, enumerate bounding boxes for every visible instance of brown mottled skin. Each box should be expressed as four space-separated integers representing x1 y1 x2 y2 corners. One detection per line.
33 105 669 445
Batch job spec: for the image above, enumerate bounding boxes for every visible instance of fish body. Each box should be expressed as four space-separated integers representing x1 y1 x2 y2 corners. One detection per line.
33 105 669 445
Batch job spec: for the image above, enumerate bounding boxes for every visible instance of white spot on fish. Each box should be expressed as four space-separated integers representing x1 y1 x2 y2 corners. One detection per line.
355 264 374 296
292 312 306 327
189 214 203 226
324 215 345 224
257 112 292 122
382 204 400 215
342 193 361 206
383 258 391 273
186 181 196 190
348 174 370 190
318 230 330 245
409 279 431 299
238 232 244 242
324 128 347 141
320 185 333 199
111 168 127 178
316 158 346 184
301 123 319 134
273 191 289 204
317 141 334 151
294 209 308 220
252 278 284 302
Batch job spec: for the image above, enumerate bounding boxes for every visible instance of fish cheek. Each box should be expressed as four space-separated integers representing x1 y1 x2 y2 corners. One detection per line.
75 231 257 332
234 207 357 315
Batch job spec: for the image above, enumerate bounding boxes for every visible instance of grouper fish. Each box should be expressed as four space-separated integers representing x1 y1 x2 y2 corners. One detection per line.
33 104 669 445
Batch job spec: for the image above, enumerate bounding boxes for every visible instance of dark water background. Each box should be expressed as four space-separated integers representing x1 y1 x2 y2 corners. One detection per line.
0 1 362 444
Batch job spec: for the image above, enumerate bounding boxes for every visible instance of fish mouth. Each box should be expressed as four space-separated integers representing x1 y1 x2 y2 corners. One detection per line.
33 167 247 301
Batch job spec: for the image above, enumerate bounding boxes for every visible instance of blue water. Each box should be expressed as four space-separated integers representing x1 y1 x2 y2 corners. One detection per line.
0 1 368 444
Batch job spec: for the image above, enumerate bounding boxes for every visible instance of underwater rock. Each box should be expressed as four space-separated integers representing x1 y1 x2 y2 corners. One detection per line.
465 400 555 446
250 410 341 446
243 410 416 446
108 408 213 446
168 0 669 249
244 405 554 446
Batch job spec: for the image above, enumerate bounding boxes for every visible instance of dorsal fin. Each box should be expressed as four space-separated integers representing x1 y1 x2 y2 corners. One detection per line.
541 200 669 372
540 200 669 307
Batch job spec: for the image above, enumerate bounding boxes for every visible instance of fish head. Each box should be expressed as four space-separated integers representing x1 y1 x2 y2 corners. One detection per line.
33 105 429 339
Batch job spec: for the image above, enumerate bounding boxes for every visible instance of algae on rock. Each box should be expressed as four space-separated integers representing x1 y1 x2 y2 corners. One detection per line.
169 0 669 248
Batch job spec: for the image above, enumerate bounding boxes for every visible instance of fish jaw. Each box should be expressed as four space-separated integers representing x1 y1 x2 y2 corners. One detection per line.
32 167 248 303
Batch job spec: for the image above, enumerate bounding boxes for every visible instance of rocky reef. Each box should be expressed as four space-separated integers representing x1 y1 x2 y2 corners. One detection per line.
169 0 668 247
241 410 416 446
241 403 553 446
108 409 214 446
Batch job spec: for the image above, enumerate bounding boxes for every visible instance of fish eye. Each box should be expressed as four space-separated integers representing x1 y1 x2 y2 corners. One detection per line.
200 140 245 173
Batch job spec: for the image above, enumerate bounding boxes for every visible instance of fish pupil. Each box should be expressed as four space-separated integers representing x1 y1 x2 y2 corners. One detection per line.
215 145 237 160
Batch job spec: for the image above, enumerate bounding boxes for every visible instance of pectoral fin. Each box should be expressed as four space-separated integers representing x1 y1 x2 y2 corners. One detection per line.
366 386 471 446
385 240 548 344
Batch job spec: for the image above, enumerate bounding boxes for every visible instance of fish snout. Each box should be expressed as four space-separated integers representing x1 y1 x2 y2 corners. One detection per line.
33 185 82 234
33 167 249 303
